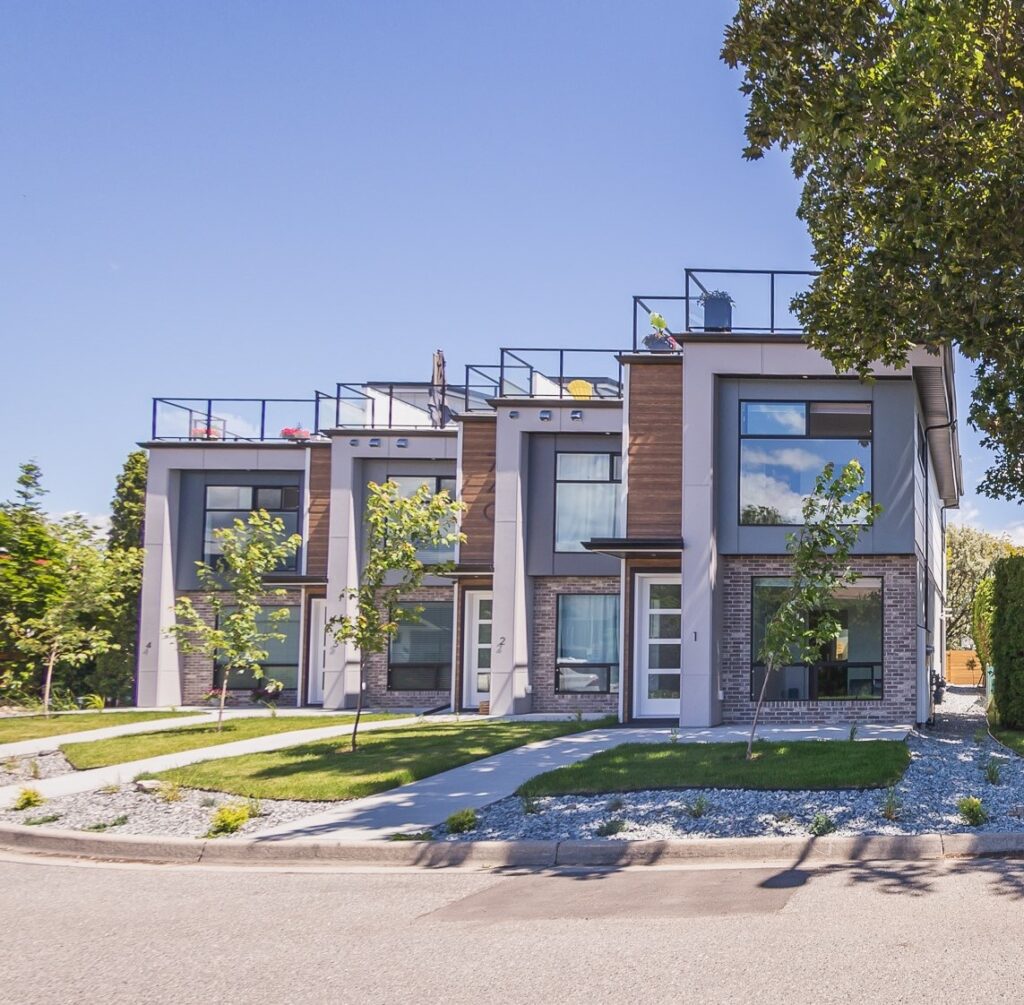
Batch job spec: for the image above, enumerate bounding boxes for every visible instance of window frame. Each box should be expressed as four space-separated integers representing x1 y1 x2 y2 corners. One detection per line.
737 399 874 528
748 576 885 703
553 592 620 695
386 600 454 692
553 450 622 554
213 604 302 691
384 473 458 565
202 482 301 570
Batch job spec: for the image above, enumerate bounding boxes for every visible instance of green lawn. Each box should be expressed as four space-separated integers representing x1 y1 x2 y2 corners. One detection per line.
991 727 1024 757
517 740 910 796
152 717 616 801
0 710 202 744
61 713 404 769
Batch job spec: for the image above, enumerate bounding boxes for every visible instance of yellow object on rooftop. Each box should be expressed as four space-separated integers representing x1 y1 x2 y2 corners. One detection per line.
566 379 594 400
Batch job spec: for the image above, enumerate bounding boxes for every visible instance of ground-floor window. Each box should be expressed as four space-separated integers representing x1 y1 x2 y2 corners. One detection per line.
213 605 301 690
751 577 883 701
388 601 453 691
555 594 619 694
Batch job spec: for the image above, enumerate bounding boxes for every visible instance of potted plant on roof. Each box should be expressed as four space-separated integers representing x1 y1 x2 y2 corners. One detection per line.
699 289 734 332
190 425 221 440
280 424 311 441
642 312 680 352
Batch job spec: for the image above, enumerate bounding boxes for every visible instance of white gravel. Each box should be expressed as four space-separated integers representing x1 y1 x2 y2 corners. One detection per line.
0 751 75 787
0 782 336 839
448 687 1024 841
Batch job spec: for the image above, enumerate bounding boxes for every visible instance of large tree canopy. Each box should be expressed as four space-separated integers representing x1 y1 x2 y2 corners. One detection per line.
722 0 1024 499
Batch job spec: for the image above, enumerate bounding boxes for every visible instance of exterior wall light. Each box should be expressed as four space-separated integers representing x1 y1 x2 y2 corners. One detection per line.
570 409 583 421
348 438 360 446
396 438 409 448
369 437 382 447
539 409 553 421
508 410 520 419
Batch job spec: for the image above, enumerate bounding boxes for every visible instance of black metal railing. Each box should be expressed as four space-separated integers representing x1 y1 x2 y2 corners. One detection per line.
683 268 818 334
150 397 332 442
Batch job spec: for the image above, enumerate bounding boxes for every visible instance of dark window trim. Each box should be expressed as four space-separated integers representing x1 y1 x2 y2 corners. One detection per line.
203 482 301 570
748 576 885 702
737 398 875 528
553 450 622 554
554 592 620 695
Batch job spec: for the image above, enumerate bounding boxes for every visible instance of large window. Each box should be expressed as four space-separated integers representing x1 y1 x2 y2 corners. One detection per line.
204 485 300 568
554 452 621 552
751 577 883 701
388 475 457 564
214 605 301 690
388 601 453 691
739 401 872 525
555 594 620 694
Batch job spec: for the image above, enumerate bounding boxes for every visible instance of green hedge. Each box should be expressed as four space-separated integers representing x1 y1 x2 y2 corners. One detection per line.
992 556 1024 728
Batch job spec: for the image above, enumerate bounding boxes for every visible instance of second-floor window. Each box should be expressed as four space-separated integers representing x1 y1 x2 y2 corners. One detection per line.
554 452 621 552
203 485 300 569
388 475 457 564
739 401 872 525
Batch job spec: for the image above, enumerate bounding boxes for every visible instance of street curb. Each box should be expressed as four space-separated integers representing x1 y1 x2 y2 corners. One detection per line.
3 823 1024 869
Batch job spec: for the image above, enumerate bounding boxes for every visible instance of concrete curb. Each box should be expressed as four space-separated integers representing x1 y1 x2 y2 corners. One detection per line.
2 823 1024 869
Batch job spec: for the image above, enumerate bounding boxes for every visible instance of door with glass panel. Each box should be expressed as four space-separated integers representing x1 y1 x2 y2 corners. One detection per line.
306 598 327 705
463 591 493 710
635 576 682 717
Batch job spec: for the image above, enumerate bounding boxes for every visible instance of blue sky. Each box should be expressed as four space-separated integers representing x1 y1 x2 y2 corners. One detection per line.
1 1 1019 537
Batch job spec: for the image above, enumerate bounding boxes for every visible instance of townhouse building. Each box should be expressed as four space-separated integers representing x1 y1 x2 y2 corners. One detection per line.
136 269 961 727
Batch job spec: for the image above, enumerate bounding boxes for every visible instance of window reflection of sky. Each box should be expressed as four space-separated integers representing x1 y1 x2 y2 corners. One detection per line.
740 439 871 523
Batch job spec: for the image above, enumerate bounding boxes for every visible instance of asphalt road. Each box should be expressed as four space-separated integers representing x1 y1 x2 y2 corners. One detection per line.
3 852 1023 1004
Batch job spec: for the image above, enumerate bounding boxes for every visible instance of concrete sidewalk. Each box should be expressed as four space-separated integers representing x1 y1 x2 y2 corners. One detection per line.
0 715 423 809
255 720 912 842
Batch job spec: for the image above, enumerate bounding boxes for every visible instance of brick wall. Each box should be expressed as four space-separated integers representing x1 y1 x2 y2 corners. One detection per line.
175 589 303 706
364 584 455 708
719 555 918 725
530 576 620 715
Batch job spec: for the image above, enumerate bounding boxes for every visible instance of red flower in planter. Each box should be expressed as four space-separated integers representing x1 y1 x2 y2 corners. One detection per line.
280 426 311 440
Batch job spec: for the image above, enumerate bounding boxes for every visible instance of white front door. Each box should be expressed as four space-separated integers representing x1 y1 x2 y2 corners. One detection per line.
634 576 682 718
463 591 493 709
306 598 328 705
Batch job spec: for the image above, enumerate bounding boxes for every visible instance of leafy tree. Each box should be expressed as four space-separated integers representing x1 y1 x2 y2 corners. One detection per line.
168 510 301 730
972 576 995 672
750 460 880 759
327 480 464 751
2 516 141 716
0 462 63 701
88 451 149 703
722 1 1024 500
946 524 1015 649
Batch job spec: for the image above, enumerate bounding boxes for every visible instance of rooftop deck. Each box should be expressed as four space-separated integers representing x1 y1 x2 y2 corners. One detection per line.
150 268 817 441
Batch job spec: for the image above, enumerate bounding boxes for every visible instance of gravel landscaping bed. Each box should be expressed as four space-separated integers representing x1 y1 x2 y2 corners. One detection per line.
0 751 75 787
0 783 335 839
448 687 1024 842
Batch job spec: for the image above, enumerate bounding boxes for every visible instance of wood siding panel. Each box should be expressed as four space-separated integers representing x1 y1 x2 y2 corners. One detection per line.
305 446 331 580
459 420 496 565
626 360 682 536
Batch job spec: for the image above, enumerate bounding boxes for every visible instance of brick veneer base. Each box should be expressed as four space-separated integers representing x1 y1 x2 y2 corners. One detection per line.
364 584 454 708
175 589 303 706
719 555 919 725
530 576 620 715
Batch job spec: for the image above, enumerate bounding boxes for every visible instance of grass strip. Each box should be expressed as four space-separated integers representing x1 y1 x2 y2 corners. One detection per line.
0 711 201 744
517 740 910 796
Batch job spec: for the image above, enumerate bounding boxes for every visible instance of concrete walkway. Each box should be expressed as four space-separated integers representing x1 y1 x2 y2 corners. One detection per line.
0 715 423 809
256 720 912 842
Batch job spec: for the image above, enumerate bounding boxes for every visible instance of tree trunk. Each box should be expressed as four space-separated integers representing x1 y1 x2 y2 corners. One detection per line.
42 649 58 718
746 659 775 760
349 657 366 753
217 675 229 732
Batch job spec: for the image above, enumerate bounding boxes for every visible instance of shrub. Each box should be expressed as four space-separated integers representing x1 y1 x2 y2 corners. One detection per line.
985 759 1002 785
24 813 61 827
206 802 251 837
880 788 901 821
957 796 989 827
28 759 40 780
12 788 44 811
684 795 711 819
520 794 542 815
157 780 182 803
445 808 478 834
82 815 128 832
992 556 1024 728
606 796 625 813
389 830 433 841
80 693 106 710
595 818 626 837
808 812 836 836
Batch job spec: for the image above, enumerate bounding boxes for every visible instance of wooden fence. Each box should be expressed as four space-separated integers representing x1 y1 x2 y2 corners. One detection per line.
946 649 986 687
